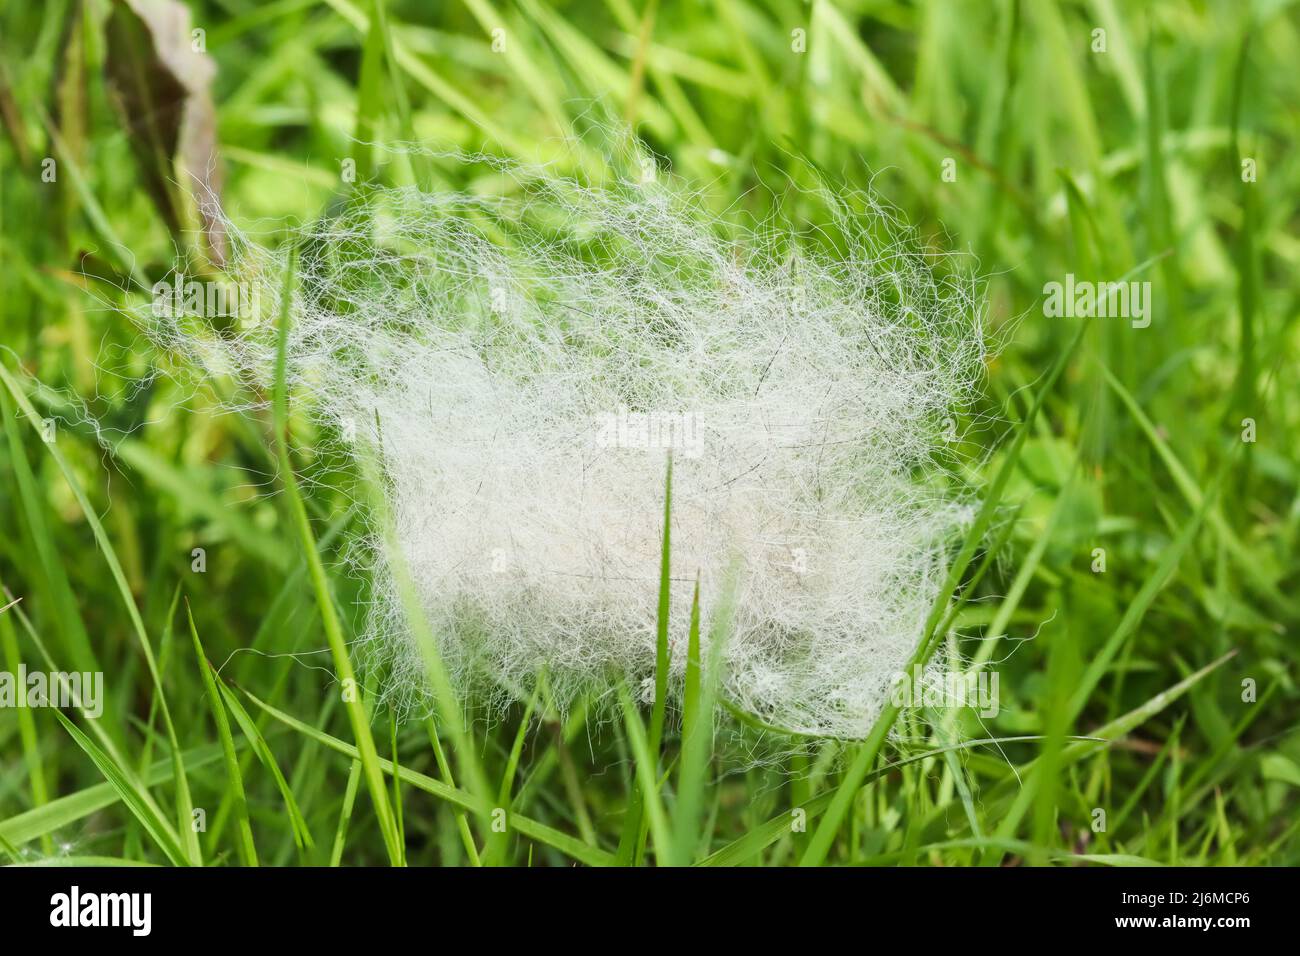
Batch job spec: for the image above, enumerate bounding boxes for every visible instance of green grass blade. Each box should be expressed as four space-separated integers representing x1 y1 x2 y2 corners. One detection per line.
498 684 541 810
617 454 674 866
649 453 673 758
0 599 52 854
186 599 258 866
388 711 407 866
355 412 497 859
0 744 227 851
424 720 482 866
670 577 704 865
215 626 316 851
52 711 190 866
700 792 834 867
271 244 403 866
672 570 731 865
351 0 386 182
330 759 363 866
618 684 672 866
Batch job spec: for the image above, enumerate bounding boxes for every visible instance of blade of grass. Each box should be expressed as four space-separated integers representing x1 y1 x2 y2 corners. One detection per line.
479 686 540 865
356 411 498 860
214 679 314 852
618 684 672 865
671 578 705 863
0 599 52 854
649 453 673 759
388 710 406 866
0 743 226 850
671 567 734 865
52 711 189 866
270 245 402 866
497 684 540 810
329 759 363 866
424 719 481 865
350 0 386 183
186 599 258 866
616 454 673 865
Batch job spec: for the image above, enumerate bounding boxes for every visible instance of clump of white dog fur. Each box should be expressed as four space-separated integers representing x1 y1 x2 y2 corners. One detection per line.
149 153 986 738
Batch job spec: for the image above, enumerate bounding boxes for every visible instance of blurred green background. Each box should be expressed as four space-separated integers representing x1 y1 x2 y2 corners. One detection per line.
0 0 1297 866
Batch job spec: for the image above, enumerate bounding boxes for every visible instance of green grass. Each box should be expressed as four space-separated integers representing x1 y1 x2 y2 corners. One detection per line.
1 0 1297 867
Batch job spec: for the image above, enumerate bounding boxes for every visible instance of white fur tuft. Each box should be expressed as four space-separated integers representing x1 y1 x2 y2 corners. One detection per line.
149 154 986 738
